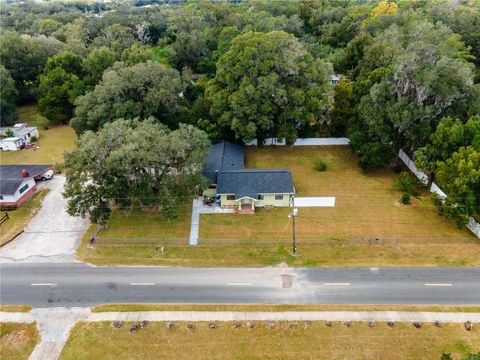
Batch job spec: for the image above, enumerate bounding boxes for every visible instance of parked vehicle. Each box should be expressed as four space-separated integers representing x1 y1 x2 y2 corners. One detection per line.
34 169 54 181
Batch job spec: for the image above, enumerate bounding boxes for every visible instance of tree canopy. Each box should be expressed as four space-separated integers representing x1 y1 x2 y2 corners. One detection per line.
206 30 332 143
70 61 187 134
0 65 19 125
63 118 210 224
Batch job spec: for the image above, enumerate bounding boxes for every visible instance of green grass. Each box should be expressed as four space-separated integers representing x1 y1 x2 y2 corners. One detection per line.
0 305 32 313
91 304 480 313
60 321 479 360
0 323 39 360
1 105 76 165
0 189 49 245
77 146 479 267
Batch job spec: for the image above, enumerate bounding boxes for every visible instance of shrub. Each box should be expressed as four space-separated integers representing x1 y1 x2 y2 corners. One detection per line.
401 193 410 205
394 172 420 196
314 158 327 172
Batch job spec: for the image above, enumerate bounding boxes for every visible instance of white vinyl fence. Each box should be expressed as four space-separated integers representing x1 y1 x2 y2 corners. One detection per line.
246 138 350 146
398 150 480 239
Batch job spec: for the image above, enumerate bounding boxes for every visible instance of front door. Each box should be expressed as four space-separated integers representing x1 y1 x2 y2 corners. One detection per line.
242 198 250 205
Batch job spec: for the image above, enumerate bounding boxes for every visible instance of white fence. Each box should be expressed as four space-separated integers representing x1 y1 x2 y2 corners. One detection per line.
246 138 350 146
398 149 479 239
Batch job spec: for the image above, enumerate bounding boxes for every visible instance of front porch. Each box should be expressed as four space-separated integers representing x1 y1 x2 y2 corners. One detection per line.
234 197 255 214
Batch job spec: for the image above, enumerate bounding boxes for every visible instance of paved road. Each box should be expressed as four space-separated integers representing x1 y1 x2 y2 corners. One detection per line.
1 264 479 307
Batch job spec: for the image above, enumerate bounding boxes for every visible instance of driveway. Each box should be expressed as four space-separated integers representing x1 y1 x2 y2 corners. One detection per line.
0 176 90 263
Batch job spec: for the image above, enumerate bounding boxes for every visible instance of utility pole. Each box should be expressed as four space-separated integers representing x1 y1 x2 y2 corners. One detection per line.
291 195 298 256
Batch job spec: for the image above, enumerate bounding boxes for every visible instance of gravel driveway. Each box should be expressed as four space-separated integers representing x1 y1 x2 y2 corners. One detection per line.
0 175 90 263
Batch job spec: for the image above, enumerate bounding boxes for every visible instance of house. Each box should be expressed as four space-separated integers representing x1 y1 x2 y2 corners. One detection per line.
0 124 39 151
203 141 294 213
0 165 52 208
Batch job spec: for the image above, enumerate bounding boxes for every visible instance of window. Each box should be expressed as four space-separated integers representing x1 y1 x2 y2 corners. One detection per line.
19 183 29 194
258 194 264 200
275 194 283 201
226 194 235 201
0 195 3 200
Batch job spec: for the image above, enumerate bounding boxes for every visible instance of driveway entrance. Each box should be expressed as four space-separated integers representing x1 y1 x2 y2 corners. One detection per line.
0 176 90 263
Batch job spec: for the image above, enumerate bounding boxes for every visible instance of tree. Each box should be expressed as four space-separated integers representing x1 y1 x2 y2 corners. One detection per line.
38 68 84 124
37 19 62 37
82 47 116 88
71 62 187 134
351 20 475 170
0 65 19 125
37 52 85 124
170 5 217 71
63 119 210 224
329 77 354 136
415 116 480 187
92 24 136 55
436 146 480 226
0 31 64 101
206 31 332 143
121 43 153 66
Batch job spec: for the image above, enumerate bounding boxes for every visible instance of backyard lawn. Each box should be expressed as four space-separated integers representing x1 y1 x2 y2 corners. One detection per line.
0 323 39 360
0 105 76 165
77 146 479 267
0 189 48 245
60 321 479 360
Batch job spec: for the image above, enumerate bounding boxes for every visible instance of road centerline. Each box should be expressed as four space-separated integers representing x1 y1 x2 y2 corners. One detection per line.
31 283 57 287
324 282 351 286
424 283 453 287
129 282 156 286
227 282 252 286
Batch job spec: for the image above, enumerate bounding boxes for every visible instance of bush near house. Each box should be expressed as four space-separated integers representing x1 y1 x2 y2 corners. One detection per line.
314 158 327 171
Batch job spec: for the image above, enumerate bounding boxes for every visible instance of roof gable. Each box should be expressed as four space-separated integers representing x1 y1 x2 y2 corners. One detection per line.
203 141 244 182
217 169 294 199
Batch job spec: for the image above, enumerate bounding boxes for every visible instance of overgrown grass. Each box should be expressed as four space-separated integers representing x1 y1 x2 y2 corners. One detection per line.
0 323 39 360
77 146 478 267
60 321 479 360
0 305 32 313
92 303 480 313
1 105 76 165
0 189 49 245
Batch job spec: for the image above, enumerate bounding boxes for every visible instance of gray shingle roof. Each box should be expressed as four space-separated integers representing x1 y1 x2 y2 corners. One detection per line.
217 169 294 199
0 165 51 195
203 141 244 183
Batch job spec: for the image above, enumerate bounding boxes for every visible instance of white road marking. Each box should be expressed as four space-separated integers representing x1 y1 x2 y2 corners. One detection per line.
424 283 453 287
324 282 351 286
129 282 156 286
31 283 57 287
227 282 252 286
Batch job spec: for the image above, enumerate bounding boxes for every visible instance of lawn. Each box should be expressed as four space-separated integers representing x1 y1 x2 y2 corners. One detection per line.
0 189 48 245
60 321 479 360
0 323 39 360
77 146 479 267
0 104 77 165
0 305 32 313
92 304 480 313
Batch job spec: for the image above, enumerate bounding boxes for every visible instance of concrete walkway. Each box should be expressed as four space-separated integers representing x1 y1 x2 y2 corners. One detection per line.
0 176 90 263
294 197 336 207
86 311 480 323
189 197 234 245
29 307 91 360
3 310 479 325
